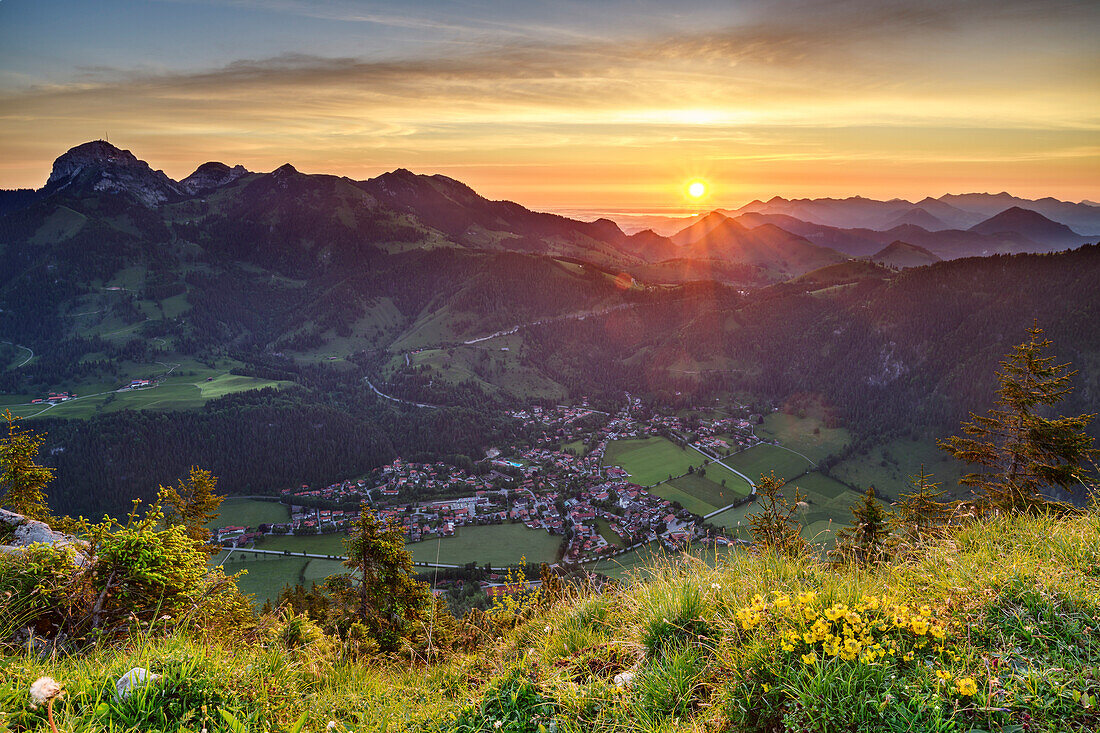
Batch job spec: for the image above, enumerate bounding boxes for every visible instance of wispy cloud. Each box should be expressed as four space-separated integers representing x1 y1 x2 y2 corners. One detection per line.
0 0 1096 203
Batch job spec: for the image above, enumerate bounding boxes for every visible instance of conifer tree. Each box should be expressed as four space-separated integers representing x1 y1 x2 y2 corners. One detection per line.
939 326 1096 512
832 487 892 564
747 471 808 558
159 466 223 553
0 410 55 522
340 509 430 651
892 465 955 540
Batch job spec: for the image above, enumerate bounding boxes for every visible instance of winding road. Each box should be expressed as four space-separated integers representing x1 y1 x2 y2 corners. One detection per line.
2 341 33 368
364 377 440 409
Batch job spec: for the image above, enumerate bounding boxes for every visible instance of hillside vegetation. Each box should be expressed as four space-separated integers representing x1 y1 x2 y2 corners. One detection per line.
2 512 1098 732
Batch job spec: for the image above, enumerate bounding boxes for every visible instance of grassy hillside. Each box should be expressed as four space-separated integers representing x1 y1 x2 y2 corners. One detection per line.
4 512 1097 732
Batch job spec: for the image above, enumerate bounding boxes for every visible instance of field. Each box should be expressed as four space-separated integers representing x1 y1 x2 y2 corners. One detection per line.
758 411 851 463
562 439 588 456
407 523 561 566
594 518 624 547
708 470 866 548
603 436 701 486
583 541 738 581
831 437 966 500
207 498 289 529
725 443 814 483
1 357 291 420
213 552 345 603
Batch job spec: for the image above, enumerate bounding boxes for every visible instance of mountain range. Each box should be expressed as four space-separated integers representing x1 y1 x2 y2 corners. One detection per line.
2 141 1099 516
3 141 1096 286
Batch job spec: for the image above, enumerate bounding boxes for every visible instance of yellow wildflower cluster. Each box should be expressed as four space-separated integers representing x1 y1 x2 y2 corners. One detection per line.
732 592 952 667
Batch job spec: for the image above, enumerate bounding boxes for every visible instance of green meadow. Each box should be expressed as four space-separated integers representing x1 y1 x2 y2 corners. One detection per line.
725 443 814 483
407 523 561 567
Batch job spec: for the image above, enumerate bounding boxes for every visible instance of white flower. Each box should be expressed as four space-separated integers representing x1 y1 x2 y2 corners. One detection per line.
493 721 503 729
30 677 63 705
326 722 338 731
710 583 721 590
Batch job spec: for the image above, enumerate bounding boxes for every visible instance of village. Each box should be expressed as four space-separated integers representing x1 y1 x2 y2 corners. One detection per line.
212 399 767 566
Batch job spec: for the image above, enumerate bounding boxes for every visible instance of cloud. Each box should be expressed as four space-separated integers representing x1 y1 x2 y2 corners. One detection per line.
0 0 1096 200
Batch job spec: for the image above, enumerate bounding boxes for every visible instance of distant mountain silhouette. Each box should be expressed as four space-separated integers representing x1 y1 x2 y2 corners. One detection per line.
883 207 949 231
968 206 1086 246
871 241 942 269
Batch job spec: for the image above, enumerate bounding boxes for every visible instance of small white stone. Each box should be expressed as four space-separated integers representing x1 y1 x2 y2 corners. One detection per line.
115 668 161 701
613 671 635 688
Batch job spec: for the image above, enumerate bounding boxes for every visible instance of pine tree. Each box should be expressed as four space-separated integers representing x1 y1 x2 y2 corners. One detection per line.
158 466 223 553
0 410 55 522
892 465 955 540
832 487 892 564
747 471 808 558
340 509 430 651
939 326 1096 512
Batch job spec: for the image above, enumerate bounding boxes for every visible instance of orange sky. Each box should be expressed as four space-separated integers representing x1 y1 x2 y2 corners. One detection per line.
1 0 1097 210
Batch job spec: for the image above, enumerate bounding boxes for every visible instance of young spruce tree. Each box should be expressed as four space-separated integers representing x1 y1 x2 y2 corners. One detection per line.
892 465 955 540
939 325 1096 512
832 487 892 565
340 509 431 651
0 410 55 522
159 466 224 553
747 471 808 558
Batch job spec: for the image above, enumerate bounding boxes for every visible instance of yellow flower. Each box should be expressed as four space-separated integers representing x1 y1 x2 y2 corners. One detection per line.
802 631 816 645
781 641 796 652
762 683 770 692
801 652 817 665
843 638 862 655
955 677 978 697
797 591 816 606
859 595 880 611
773 594 791 611
910 618 929 636
935 669 952 683
919 605 933 617
930 625 946 640
824 605 847 622
823 638 840 656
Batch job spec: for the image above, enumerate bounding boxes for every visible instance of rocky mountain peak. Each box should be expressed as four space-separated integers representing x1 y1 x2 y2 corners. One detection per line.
44 140 183 207
180 161 250 194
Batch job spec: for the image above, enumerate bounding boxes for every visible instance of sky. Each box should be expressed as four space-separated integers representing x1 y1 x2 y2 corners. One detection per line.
0 0 1097 212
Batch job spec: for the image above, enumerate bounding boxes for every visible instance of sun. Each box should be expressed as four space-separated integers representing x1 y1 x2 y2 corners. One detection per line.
687 181 707 199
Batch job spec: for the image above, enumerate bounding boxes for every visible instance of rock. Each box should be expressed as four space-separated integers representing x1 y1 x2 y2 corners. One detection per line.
42 140 184 207
115 667 161 701
0 508 86 560
613 670 635 688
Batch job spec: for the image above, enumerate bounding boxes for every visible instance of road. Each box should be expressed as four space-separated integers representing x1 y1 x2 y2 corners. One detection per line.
218 546 461 568
687 443 756 493
364 377 440 409
2 341 33 368
461 303 639 346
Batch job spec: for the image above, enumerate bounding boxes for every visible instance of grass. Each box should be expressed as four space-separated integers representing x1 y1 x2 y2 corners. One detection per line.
708 471 865 548
207 498 289 529
2 512 1098 731
3 363 291 420
726 443 814 483
758 411 851 463
407 523 562 566
603 437 700 487
831 437 967 501
665 471 749 511
594 519 624 548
